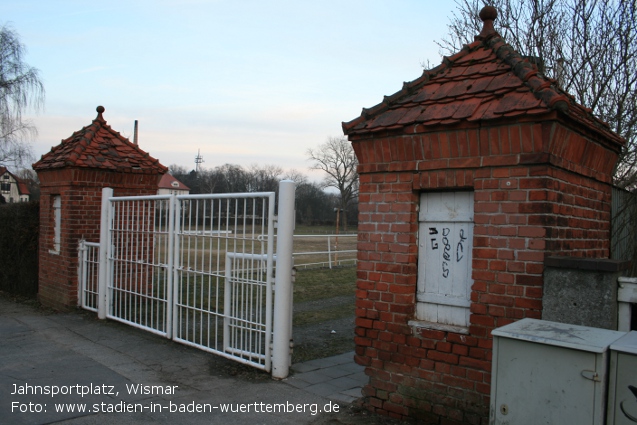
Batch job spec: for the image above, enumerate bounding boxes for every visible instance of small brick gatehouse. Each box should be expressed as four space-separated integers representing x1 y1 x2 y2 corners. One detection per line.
343 7 625 423
33 106 167 310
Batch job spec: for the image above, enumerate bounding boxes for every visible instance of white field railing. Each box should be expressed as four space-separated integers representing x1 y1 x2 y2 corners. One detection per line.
292 234 357 269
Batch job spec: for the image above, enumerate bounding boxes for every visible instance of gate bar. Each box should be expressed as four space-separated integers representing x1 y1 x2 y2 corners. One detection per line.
98 187 113 319
272 180 295 379
166 193 176 339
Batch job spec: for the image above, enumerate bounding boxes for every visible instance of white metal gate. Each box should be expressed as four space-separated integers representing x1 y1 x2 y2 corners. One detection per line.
80 182 295 377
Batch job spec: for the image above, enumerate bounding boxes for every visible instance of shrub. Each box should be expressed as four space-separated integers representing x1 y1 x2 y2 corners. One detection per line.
0 201 39 296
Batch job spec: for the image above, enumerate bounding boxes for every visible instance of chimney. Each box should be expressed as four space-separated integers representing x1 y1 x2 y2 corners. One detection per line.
133 120 139 145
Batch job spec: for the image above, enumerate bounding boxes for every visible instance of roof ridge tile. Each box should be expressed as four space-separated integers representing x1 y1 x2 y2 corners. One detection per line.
33 107 167 174
342 7 625 148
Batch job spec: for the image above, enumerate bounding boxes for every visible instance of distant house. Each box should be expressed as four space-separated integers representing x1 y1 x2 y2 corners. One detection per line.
0 167 30 203
158 174 190 196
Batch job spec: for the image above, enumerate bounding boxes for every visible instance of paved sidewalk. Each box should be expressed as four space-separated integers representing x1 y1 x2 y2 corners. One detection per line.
289 352 366 404
0 296 367 425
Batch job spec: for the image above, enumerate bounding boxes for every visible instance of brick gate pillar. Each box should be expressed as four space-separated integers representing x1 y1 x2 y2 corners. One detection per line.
342 6 625 423
33 106 167 310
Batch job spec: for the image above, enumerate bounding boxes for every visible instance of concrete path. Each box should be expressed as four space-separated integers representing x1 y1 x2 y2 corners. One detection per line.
289 352 366 404
0 297 367 425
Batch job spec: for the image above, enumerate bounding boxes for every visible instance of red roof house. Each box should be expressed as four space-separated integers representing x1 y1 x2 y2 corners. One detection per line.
0 167 31 202
158 173 190 195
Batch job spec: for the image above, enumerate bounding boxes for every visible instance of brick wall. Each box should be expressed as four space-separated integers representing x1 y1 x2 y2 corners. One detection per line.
350 120 617 423
37 168 161 310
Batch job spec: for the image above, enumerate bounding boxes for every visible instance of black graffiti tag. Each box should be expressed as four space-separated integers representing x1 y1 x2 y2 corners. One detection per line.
442 228 451 278
457 228 467 262
429 227 438 250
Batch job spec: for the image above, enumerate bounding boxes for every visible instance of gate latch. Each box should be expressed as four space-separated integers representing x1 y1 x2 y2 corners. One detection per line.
581 370 600 382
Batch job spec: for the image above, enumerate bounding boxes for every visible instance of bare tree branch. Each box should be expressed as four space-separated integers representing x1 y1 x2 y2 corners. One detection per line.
437 0 637 188
0 24 44 169
307 136 359 230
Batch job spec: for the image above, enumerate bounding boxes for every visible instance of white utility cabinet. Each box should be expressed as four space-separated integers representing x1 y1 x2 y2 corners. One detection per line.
490 318 625 425
607 331 637 425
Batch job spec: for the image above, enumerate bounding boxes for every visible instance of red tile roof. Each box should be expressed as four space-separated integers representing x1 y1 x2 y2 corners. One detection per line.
158 173 190 191
33 106 168 174
17 181 30 196
342 6 624 150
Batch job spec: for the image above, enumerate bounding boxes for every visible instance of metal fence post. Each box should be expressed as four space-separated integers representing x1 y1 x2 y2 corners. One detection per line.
167 193 176 340
97 187 113 319
272 180 295 379
77 240 86 308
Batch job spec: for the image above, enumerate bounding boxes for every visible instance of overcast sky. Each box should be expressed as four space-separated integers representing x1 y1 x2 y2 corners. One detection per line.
2 1 459 179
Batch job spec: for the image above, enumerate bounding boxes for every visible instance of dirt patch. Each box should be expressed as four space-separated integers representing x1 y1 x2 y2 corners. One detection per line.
291 267 357 363
206 354 272 383
292 296 356 363
308 403 420 425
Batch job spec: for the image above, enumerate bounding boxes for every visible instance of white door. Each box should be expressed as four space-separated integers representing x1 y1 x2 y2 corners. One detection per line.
417 191 473 328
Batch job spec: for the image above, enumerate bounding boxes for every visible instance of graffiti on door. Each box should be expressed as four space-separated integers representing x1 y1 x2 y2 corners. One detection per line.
428 226 470 279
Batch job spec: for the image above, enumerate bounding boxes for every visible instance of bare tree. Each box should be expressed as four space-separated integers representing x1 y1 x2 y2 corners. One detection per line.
307 136 359 230
193 167 217 194
15 167 39 200
283 168 309 185
438 0 637 188
0 24 44 168
247 163 283 193
168 164 189 176
208 163 248 194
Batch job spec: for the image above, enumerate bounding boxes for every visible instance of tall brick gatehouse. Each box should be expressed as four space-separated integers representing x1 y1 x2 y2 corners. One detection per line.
33 106 167 310
342 7 625 423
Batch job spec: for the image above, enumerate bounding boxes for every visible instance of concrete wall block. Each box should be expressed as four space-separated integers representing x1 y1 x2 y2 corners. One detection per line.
542 256 630 329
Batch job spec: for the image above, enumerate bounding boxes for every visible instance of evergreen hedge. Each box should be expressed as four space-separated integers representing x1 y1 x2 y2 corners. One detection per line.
0 201 39 297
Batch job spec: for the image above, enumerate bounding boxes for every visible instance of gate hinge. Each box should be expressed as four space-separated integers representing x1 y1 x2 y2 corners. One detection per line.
581 370 600 382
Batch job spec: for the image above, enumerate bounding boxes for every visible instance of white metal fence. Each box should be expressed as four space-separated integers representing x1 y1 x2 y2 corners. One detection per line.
79 182 295 377
78 241 100 312
293 234 357 269
106 194 173 336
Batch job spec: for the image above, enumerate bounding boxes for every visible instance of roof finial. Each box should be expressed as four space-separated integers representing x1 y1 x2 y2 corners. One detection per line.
96 105 105 121
476 5 498 40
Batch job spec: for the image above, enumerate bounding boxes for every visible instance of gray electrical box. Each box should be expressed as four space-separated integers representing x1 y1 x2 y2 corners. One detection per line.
608 331 637 425
490 318 625 425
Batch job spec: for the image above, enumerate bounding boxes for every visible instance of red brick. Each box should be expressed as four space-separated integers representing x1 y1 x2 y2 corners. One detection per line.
437 342 452 353
470 315 495 327
428 350 459 364
515 297 543 310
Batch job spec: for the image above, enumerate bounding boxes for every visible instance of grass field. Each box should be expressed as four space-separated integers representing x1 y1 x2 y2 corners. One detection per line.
292 266 357 363
294 266 357 303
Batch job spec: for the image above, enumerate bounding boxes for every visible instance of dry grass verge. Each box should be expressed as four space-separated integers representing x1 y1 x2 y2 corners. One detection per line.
292 266 356 363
